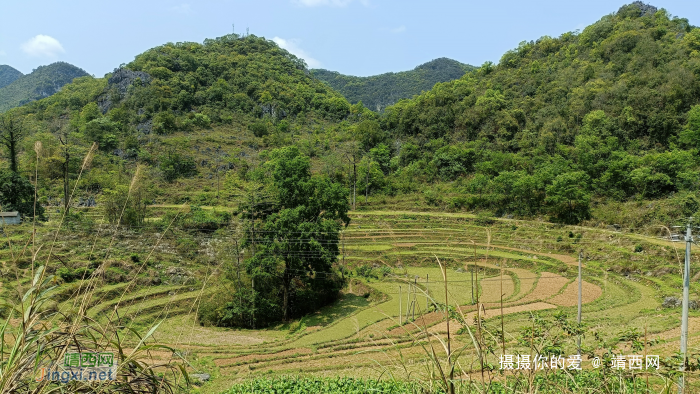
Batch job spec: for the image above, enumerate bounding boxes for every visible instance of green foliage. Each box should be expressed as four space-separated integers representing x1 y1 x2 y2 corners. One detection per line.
124 34 349 123
218 146 350 328
312 57 475 111
680 105 700 148
153 112 177 135
367 10 700 223
56 267 93 283
432 145 477 180
249 120 269 137
84 117 120 151
166 205 231 230
102 183 150 226
354 119 385 151
158 151 197 182
0 170 44 219
0 62 89 113
225 376 416 394
355 264 375 278
0 65 22 89
545 171 592 224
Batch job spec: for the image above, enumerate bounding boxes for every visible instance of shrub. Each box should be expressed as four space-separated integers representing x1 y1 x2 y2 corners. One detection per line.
355 265 375 279
159 151 197 182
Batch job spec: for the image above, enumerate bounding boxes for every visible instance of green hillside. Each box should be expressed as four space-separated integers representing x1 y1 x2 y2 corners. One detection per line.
2 3 700 230
0 62 89 112
1 33 352 213
0 65 23 89
312 58 474 111
377 2 700 225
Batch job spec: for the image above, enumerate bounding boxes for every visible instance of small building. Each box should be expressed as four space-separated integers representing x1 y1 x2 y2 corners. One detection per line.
0 212 21 225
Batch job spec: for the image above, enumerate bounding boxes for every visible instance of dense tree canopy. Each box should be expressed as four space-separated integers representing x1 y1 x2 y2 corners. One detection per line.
360 3 700 222
0 170 44 219
207 147 350 327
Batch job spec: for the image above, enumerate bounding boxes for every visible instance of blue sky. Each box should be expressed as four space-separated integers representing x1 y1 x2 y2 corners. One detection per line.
1 1 697 77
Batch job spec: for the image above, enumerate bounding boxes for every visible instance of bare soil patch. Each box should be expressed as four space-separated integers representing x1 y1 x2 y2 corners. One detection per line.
429 302 557 334
477 273 515 303
547 279 602 306
517 272 570 303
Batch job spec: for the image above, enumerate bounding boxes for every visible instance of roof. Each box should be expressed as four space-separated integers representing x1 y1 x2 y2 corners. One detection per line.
0 212 19 217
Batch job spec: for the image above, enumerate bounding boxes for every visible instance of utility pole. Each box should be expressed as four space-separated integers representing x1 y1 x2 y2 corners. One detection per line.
679 218 692 394
426 274 429 311
399 285 402 325
577 251 583 355
365 161 370 204
406 283 411 323
413 278 417 320
252 277 255 329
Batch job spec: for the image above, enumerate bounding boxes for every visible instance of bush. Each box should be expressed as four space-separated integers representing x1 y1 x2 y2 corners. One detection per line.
0 170 45 220
355 265 376 279
103 183 150 226
249 120 269 137
159 151 197 182
175 205 231 230
153 112 177 135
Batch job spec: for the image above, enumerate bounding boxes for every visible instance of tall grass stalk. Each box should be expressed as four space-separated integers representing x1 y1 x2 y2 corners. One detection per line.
0 146 186 393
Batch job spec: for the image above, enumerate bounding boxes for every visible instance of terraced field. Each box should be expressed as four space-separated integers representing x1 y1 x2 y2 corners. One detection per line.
2 209 699 392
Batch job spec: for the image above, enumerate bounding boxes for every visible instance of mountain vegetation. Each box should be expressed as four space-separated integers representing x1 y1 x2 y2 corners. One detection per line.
0 65 23 89
377 2 700 223
312 57 474 111
0 62 90 112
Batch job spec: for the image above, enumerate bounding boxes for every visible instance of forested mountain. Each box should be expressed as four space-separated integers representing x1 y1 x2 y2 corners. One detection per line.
375 2 700 223
0 65 23 89
0 62 90 112
312 58 474 111
2 2 700 229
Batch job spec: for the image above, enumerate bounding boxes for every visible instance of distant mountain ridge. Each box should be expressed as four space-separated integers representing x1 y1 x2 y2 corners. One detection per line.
0 65 23 89
0 62 90 113
312 58 475 111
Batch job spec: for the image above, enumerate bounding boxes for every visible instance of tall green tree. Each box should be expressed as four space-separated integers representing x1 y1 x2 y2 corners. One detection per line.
680 105 700 149
0 113 24 173
242 146 350 325
0 170 45 219
545 172 591 224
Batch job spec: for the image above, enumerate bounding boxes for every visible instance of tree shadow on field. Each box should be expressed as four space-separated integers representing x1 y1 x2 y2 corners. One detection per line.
302 294 371 327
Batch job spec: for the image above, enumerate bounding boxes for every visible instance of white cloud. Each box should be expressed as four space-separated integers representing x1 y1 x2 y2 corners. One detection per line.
170 4 192 14
272 37 321 68
293 0 363 7
21 35 65 57
391 25 406 34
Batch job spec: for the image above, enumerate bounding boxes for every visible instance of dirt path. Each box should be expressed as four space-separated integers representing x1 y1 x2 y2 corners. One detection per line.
650 316 700 342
